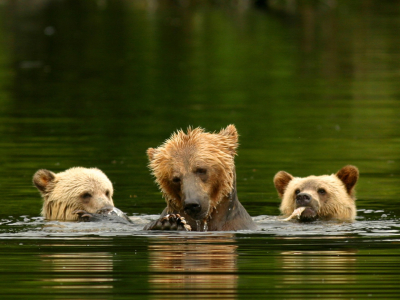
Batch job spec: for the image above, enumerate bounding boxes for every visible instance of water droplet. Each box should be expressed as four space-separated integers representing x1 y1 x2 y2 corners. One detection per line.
196 220 201 231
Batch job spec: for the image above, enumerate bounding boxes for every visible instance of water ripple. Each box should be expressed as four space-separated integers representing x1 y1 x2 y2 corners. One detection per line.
0 210 399 239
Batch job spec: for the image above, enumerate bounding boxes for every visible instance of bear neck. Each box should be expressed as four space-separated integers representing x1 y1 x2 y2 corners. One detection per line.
205 168 256 231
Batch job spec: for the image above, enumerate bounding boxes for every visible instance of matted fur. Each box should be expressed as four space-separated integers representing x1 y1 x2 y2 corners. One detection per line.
33 167 114 221
148 125 238 216
274 166 359 222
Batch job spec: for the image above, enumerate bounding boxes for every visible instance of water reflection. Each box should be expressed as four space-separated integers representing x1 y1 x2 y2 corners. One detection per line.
39 243 114 296
279 250 357 284
148 234 238 299
268 246 358 299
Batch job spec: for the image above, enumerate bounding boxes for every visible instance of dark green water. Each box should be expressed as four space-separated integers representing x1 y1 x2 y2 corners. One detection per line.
1 0 400 299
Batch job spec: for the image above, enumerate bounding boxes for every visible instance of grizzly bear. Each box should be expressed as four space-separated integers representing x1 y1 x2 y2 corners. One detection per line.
145 124 257 231
274 165 359 222
33 167 117 221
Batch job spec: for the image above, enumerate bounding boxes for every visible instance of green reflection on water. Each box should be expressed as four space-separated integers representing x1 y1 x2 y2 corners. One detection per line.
1 236 400 299
0 1 400 299
1 0 399 217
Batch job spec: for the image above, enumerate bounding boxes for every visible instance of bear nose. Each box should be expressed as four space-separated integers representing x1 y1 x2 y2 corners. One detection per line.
184 199 202 215
96 205 114 215
296 192 312 206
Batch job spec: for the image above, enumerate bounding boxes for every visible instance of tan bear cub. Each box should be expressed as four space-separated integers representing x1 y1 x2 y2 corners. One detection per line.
274 165 359 222
145 124 257 231
33 167 115 221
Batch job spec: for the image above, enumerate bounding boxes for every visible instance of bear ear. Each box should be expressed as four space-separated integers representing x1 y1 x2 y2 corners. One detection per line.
219 124 238 141
273 171 294 198
219 124 239 154
33 169 56 193
147 147 156 161
336 165 359 194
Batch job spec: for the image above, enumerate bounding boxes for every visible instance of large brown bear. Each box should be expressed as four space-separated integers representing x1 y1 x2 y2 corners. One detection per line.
145 125 257 231
274 165 359 222
33 167 116 221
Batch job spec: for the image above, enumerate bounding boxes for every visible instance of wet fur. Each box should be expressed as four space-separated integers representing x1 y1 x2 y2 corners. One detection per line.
33 167 114 221
146 125 256 231
274 165 359 222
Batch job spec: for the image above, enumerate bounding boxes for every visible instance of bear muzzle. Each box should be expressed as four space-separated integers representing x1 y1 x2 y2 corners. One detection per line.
181 176 210 220
95 205 115 215
295 192 319 222
183 198 209 220
296 192 312 206
184 199 201 214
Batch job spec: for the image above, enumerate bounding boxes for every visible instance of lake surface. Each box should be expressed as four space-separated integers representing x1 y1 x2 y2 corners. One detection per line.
1 0 400 299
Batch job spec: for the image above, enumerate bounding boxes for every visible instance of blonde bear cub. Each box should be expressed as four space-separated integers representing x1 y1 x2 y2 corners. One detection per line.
274 165 359 222
33 167 115 221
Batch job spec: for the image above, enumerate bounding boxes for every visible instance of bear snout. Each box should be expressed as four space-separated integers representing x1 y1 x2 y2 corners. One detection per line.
296 192 312 207
95 205 114 215
184 199 202 216
295 193 320 222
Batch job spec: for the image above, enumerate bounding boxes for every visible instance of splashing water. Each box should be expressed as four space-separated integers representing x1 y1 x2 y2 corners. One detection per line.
203 221 208 232
1 210 399 237
196 220 201 231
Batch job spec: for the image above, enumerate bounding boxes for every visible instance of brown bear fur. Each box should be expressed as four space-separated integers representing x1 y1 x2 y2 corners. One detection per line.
33 167 115 221
274 165 359 222
145 124 256 231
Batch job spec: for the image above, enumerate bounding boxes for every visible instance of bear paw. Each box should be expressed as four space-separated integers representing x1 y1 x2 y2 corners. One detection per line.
74 210 96 222
147 214 192 231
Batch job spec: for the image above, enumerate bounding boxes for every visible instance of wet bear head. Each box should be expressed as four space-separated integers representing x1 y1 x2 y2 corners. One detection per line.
147 125 238 221
274 165 359 222
33 167 114 221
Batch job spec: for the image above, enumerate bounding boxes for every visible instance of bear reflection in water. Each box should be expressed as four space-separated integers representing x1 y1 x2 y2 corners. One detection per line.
278 248 357 290
39 248 114 297
148 235 238 299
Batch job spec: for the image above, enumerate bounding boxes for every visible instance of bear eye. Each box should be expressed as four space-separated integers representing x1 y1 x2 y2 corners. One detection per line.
105 190 110 198
195 168 207 175
318 188 326 195
172 177 181 183
295 189 301 195
82 192 92 199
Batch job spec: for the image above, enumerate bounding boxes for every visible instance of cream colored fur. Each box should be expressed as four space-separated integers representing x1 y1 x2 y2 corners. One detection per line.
33 167 114 221
274 166 359 222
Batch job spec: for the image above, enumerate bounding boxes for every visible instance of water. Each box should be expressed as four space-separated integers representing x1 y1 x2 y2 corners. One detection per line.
2 214 400 299
1 0 400 299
